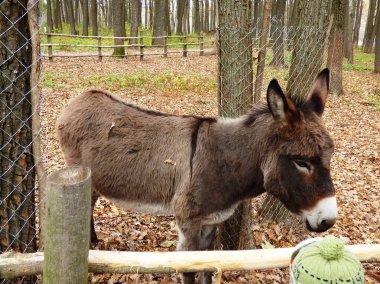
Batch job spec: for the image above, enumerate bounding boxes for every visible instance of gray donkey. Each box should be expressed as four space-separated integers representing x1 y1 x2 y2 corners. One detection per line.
57 69 337 284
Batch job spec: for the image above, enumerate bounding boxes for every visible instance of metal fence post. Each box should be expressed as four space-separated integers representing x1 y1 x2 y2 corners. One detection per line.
43 166 92 284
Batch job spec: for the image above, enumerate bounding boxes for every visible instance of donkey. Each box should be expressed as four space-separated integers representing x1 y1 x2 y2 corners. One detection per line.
57 68 337 284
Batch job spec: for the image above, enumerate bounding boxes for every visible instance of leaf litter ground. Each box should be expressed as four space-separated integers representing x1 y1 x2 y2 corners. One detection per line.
40 54 380 283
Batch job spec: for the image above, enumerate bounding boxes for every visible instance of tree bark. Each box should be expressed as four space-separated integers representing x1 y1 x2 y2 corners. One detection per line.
47 0 53 32
0 0 37 263
113 0 126 56
353 0 363 47
286 0 330 101
130 0 140 45
193 0 201 33
217 0 254 250
80 0 89 35
64 0 78 34
363 0 377 52
165 0 171 36
271 0 285 67
369 0 380 53
152 0 165 45
344 0 354 63
328 0 346 96
375 0 380 72
204 0 209 32
90 0 98 35
176 0 186 34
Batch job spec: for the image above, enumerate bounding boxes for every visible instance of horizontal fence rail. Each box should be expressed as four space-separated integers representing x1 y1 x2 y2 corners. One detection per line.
1 245 380 280
40 32 215 61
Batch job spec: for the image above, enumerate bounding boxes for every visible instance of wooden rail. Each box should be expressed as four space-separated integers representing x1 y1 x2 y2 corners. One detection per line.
40 32 214 61
0 244 379 280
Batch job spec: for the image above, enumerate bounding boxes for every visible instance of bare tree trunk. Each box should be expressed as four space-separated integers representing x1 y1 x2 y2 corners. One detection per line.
363 0 377 52
176 0 186 34
353 0 362 47
47 0 53 32
130 0 140 45
0 0 37 261
149 0 154 29
328 0 346 96
344 0 354 63
286 0 330 101
165 0 171 35
375 2 380 72
90 0 98 36
369 0 380 53
217 0 254 250
193 0 201 33
271 0 285 67
204 0 210 32
152 0 165 45
113 0 126 56
64 0 78 34
81 0 89 35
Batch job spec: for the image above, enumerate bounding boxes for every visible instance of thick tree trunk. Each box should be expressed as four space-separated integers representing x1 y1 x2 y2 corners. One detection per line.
369 0 380 53
64 0 78 34
165 0 171 36
193 0 201 33
176 0 186 34
113 0 126 56
363 0 377 53
375 1 380 72
80 0 89 35
217 0 254 250
328 0 346 96
47 0 53 32
130 0 140 45
204 0 209 32
152 0 165 45
353 0 362 47
271 0 285 67
0 0 36 258
286 0 330 101
344 0 354 63
90 0 98 35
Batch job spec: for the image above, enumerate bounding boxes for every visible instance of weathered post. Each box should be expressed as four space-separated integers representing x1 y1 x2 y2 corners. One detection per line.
98 36 102 62
199 31 204 56
47 33 53 61
139 31 144 61
43 166 92 284
183 33 188 57
164 34 168 57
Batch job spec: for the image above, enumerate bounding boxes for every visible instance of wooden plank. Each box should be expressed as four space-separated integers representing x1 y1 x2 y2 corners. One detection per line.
1 245 379 279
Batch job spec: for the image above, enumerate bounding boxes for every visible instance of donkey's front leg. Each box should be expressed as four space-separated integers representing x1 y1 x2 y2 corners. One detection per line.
198 224 217 284
176 218 202 284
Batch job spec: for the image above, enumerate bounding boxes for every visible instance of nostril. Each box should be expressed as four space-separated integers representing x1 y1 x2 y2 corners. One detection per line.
320 218 335 230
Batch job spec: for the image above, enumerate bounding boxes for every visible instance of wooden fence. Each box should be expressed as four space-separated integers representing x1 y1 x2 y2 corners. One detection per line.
1 166 379 283
40 32 214 61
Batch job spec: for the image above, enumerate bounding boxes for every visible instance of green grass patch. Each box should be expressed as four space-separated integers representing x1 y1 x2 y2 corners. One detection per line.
343 48 375 72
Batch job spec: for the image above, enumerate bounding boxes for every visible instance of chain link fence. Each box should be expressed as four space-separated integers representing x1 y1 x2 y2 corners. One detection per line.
0 0 42 283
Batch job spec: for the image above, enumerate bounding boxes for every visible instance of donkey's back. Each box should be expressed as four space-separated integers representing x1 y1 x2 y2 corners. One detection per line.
57 90 202 211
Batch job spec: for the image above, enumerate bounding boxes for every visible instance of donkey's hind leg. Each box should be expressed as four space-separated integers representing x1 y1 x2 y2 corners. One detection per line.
198 224 217 284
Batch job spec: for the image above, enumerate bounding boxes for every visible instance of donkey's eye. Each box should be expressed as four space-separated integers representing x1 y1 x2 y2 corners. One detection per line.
293 160 311 173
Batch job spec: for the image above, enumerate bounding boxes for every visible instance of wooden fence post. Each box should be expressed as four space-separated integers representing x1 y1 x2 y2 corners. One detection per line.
164 34 168 58
183 33 188 57
199 31 204 56
47 33 53 61
140 31 144 61
98 36 102 62
43 166 92 284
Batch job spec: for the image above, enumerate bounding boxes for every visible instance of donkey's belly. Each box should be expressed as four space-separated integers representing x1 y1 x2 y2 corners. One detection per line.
201 203 239 225
106 197 173 215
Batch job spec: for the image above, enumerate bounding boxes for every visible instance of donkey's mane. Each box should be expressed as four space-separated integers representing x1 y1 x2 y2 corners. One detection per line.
243 104 272 126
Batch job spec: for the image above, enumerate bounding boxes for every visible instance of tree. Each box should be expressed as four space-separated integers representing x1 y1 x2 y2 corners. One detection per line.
344 0 354 63
152 0 165 45
47 0 53 32
217 0 253 250
204 0 210 32
80 0 89 35
271 0 286 67
90 0 98 35
328 0 347 96
64 0 78 34
353 0 363 47
176 0 186 34
0 0 36 256
375 0 380 72
130 0 140 45
363 0 377 53
286 0 330 101
193 0 201 33
113 0 126 56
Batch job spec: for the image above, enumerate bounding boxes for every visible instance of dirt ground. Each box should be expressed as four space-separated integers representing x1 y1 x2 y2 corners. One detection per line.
39 53 380 283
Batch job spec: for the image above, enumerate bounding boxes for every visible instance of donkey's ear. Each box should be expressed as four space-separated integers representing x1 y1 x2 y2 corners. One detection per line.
267 79 301 127
304 68 330 116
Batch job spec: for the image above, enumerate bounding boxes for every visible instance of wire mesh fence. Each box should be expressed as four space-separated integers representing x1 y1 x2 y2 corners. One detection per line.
0 0 42 283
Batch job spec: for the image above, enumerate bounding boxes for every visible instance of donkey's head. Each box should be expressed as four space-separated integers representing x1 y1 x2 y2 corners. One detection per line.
262 69 337 232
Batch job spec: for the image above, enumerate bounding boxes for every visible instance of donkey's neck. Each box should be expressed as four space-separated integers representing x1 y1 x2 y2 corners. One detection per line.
209 115 272 199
